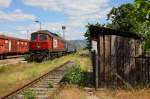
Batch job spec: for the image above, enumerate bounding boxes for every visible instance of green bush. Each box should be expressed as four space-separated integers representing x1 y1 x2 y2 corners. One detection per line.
23 90 35 99
24 54 30 61
63 65 89 86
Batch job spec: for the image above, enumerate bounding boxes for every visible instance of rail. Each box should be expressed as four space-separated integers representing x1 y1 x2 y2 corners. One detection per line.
1 61 73 99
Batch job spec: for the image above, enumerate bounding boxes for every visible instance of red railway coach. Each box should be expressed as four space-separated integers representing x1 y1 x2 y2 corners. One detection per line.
0 35 29 59
29 30 66 61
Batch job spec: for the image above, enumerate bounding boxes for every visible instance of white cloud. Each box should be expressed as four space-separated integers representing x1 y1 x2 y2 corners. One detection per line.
23 0 111 39
0 0 11 8
0 9 36 21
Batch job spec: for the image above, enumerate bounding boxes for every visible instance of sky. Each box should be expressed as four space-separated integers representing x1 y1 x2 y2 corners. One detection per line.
0 0 133 40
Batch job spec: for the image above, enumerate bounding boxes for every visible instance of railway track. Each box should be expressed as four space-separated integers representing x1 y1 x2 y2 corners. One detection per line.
1 61 75 99
0 57 26 67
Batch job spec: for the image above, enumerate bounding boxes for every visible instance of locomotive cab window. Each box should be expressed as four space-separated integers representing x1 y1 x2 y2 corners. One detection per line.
39 34 47 41
31 34 38 41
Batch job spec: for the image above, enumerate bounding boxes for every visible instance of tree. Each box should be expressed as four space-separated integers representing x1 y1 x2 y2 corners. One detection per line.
84 1 150 52
107 3 150 51
132 0 150 23
84 23 105 51
107 3 138 32
132 0 150 51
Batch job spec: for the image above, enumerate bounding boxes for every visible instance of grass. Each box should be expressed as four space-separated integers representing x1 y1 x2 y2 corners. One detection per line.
95 88 150 99
0 50 91 97
23 89 36 99
53 85 150 99
53 85 87 99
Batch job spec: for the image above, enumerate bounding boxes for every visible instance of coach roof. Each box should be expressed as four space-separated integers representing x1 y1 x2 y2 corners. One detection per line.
0 35 29 41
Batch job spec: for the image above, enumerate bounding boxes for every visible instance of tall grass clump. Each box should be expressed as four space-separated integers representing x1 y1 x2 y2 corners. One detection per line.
63 65 90 86
0 66 6 73
23 90 35 99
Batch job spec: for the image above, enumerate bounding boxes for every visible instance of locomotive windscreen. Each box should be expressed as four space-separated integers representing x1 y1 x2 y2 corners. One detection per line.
31 34 38 41
31 33 47 41
39 34 47 41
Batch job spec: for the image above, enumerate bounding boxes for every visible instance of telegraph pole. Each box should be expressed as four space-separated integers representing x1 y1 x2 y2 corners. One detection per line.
35 20 42 31
62 26 66 39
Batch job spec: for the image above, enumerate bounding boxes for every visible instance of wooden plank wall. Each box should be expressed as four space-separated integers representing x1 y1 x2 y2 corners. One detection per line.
92 33 150 88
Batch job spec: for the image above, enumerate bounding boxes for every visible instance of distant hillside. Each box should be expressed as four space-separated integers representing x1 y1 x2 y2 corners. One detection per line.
69 40 87 49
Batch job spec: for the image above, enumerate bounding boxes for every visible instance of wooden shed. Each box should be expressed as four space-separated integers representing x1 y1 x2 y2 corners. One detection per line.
89 26 150 88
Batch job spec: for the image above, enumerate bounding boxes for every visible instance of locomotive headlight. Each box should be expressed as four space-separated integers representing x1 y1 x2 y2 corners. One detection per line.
36 44 40 48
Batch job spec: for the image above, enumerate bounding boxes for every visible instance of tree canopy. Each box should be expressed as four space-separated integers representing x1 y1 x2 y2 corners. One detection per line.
132 0 150 23
107 3 136 32
84 0 150 52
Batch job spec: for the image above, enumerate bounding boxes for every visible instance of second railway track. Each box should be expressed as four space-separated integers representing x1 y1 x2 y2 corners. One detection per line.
1 61 75 99
0 57 25 67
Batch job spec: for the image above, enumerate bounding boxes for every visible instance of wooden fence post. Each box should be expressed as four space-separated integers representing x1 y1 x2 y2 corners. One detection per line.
91 51 96 86
95 54 99 89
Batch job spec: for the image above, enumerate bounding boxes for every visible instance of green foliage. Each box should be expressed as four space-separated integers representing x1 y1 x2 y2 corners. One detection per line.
63 65 89 86
0 66 6 73
136 21 150 51
23 90 35 99
132 0 150 52
24 54 30 61
84 2 150 52
84 23 105 51
107 3 137 32
48 82 53 88
132 0 150 23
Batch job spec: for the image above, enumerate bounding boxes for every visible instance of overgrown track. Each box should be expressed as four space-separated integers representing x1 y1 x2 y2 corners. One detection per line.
0 57 25 66
1 61 75 99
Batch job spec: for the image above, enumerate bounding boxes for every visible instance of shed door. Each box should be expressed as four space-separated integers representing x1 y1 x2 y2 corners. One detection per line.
8 40 11 52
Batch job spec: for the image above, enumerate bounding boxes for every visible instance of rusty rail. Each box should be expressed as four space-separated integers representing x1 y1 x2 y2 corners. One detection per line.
1 61 72 99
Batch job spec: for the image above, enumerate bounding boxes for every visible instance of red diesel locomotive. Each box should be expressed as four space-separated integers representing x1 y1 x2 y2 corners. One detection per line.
0 35 29 59
29 30 66 61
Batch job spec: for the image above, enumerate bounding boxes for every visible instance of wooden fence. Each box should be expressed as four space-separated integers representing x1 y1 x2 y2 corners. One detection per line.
91 51 150 88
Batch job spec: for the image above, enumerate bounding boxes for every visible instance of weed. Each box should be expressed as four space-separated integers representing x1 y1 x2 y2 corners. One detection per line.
0 66 6 73
63 65 90 86
24 54 30 61
23 90 36 99
48 82 53 88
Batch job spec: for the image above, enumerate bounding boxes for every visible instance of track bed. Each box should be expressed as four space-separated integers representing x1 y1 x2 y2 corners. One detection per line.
1 61 75 99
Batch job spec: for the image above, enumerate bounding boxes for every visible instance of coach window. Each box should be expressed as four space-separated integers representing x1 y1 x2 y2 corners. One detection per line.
39 34 47 41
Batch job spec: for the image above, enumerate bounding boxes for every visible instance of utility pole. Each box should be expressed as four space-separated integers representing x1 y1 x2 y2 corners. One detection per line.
35 20 42 31
27 30 29 40
62 26 66 39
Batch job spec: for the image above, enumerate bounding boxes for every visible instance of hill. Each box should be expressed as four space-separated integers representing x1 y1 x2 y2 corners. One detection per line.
69 40 87 49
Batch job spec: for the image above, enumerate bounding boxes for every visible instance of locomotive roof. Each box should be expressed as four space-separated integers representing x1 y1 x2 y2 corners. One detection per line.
32 30 65 41
89 25 142 40
0 35 29 41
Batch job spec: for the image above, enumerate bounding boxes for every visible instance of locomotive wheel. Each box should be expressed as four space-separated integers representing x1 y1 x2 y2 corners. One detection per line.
36 58 43 62
3 55 7 59
0 55 2 60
